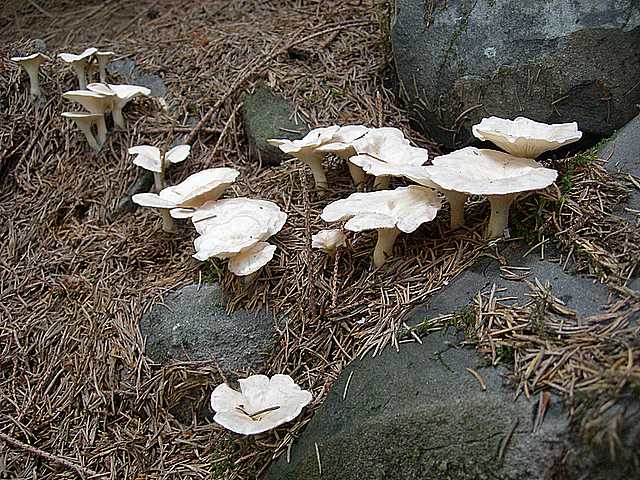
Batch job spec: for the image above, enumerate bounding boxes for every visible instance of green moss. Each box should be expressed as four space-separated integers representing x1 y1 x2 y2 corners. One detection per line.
201 260 224 285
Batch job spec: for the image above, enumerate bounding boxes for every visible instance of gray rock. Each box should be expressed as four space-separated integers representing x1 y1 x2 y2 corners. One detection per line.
242 83 307 166
599 113 640 214
140 284 276 375
391 0 640 148
107 58 166 97
106 171 154 222
267 329 568 480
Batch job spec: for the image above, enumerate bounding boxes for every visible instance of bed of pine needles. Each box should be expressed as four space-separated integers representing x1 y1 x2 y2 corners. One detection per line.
1 1 638 478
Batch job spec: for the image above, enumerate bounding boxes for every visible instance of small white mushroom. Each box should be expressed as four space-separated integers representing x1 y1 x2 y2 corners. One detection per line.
94 51 114 83
315 125 369 188
87 83 150 128
61 112 104 151
311 229 347 257
350 127 418 190
58 47 97 89
210 374 313 435
268 125 340 195
132 168 240 232
10 53 50 99
321 186 441 267
62 90 113 146
129 144 190 191
228 242 277 277
472 116 583 158
426 147 558 239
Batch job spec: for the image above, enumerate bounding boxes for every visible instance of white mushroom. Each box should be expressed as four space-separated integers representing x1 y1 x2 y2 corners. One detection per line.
350 127 418 190
472 116 583 158
10 52 50 99
210 374 312 435
94 51 114 83
87 83 150 128
58 47 97 89
321 186 441 267
311 229 347 257
426 147 558 239
268 125 340 195
315 125 369 188
132 168 239 232
191 198 287 280
129 144 190 191
61 112 104 151
62 90 113 146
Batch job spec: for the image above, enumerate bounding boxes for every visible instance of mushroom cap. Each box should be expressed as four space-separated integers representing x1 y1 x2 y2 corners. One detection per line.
129 144 190 173
160 168 240 209
267 125 340 156
351 127 409 155
11 52 50 65
191 197 287 236
62 89 113 113
210 374 313 435
472 116 583 158
129 145 162 172
87 83 150 106
131 193 175 209
350 142 429 177
228 242 277 276
428 147 558 196
57 47 97 64
95 51 115 59
61 111 103 126
193 216 270 260
315 124 369 154
311 229 347 252
321 185 441 233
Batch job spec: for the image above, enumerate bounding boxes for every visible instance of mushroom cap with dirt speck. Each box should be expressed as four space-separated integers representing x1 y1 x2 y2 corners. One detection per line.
57 47 97 64
267 125 340 156
321 185 441 233
193 216 271 260
472 116 582 158
210 374 312 435
315 124 369 155
427 147 558 196
191 197 286 236
88 83 151 101
228 242 277 276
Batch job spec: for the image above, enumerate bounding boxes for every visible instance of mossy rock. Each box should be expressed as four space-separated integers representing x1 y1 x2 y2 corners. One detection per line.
242 83 307 166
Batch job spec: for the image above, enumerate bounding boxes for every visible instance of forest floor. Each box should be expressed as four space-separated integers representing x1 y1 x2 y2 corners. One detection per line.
1 1 639 479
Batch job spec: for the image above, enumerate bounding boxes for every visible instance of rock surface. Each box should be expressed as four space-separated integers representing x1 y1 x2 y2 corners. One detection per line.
139 283 276 375
267 242 637 479
391 0 640 148
242 83 307 166
107 58 167 96
599 113 640 214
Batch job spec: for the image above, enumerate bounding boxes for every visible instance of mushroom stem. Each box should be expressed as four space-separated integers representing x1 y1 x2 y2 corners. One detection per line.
373 227 400 267
95 116 108 146
76 123 100 151
373 175 390 190
25 67 41 99
242 271 260 286
159 209 176 233
153 172 165 192
111 107 126 129
486 193 518 239
71 63 87 89
443 190 469 230
98 61 108 83
303 153 328 196
347 161 367 190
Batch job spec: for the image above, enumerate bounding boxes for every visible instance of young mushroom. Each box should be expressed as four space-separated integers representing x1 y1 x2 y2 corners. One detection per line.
315 125 369 188
94 51 114 83
132 167 240 232
268 125 340 196
10 52 50 100
87 83 151 128
472 116 583 159
191 198 287 282
129 144 190 191
61 112 104 151
210 374 312 435
321 185 441 267
58 47 97 89
62 90 113 146
350 127 417 190
426 147 558 239
312 229 347 257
